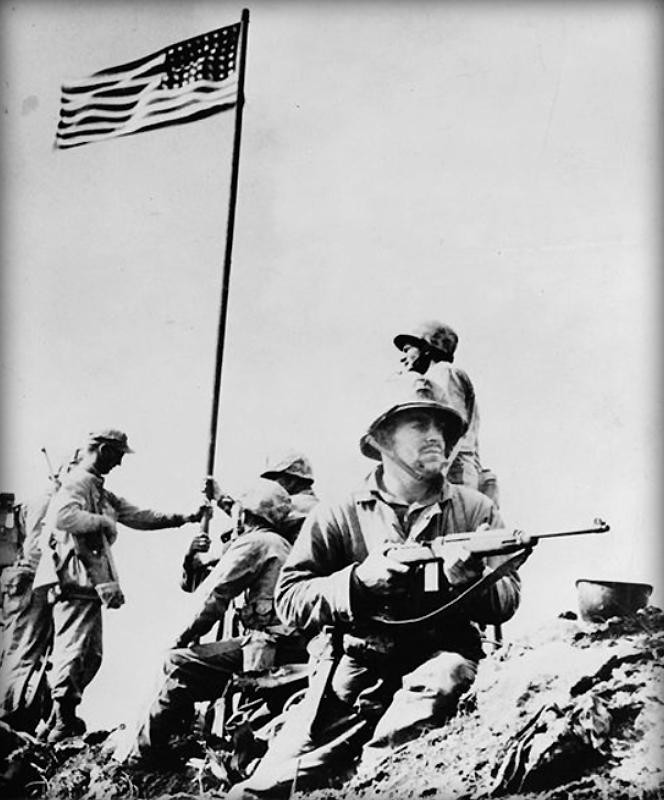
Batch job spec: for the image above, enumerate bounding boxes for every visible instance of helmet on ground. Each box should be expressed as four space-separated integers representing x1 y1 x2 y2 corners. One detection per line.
360 373 467 460
394 320 459 360
239 479 292 527
87 429 134 453
261 451 314 483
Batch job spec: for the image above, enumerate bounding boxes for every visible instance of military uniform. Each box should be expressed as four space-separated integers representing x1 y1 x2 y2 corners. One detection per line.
230 376 522 799
0 491 55 729
425 362 481 488
394 322 483 491
127 480 307 763
33 462 191 718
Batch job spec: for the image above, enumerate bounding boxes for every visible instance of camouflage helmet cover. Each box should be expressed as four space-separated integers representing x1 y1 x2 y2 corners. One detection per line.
360 373 467 460
261 451 314 483
393 320 459 358
240 479 292 527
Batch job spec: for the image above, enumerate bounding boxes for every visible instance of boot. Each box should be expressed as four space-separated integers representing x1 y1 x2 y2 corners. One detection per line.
47 699 84 743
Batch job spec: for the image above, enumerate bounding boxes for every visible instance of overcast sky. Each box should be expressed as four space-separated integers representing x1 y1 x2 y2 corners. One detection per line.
1 1 661 728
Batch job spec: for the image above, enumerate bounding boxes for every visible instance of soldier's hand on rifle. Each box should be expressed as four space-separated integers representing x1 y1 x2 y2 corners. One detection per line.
355 550 410 596
443 546 485 587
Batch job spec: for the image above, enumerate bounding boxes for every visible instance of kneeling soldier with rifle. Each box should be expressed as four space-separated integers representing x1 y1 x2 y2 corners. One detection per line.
230 376 607 798
229 373 575 799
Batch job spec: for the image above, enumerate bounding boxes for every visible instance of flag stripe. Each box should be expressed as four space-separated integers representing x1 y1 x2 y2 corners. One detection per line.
55 23 240 148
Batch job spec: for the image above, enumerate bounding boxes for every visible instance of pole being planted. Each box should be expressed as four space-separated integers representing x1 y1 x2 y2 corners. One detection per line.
203 7 250 521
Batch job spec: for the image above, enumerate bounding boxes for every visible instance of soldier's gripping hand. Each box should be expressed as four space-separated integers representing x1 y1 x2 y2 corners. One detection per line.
187 533 211 554
442 544 485 587
354 550 410 597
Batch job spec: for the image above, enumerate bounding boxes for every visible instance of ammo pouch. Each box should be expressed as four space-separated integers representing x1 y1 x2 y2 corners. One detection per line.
237 597 276 630
0 565 34 615
241 630 278 673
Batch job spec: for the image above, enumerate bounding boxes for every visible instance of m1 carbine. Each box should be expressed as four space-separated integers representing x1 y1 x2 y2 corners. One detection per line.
376 518 609 625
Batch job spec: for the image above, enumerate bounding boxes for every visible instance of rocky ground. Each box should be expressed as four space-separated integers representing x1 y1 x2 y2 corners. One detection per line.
2 607 663 800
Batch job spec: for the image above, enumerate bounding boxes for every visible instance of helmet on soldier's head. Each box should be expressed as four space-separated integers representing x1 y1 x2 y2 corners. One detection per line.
239 479 292 527
360 373 467 460
260 451 314 483
394 320 459 361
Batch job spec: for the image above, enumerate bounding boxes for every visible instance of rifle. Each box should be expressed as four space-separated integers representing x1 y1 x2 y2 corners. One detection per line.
41 447 61 490
376 518 609 626
385 518 609 563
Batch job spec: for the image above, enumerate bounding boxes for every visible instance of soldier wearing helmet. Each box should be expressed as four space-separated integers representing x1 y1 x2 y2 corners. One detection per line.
180 451 318 593
394 320 486 494
229 374 522 799
261 450 318 541
127 479 308 768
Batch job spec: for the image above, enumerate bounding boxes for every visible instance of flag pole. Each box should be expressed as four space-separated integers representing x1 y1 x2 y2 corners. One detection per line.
202 8 250 521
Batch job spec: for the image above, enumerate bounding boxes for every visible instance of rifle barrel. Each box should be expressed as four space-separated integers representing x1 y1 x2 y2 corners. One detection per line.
443 520 609 545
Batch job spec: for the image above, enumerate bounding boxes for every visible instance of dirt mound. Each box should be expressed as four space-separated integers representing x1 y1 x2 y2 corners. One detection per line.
3 608 662 799
304 607 664 800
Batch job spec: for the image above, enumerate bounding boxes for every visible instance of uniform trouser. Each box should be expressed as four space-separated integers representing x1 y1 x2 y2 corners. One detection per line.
131 635 307 758
49 597 103 705
0 586 52 720
228 648 478 799
447 451 481 490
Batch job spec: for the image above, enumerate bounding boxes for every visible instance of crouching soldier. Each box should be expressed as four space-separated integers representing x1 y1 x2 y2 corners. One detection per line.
125 479 308 768
32 429 203 743
229 374 526 799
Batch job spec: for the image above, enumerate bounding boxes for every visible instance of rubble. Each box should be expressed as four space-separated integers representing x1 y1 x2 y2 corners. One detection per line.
2 607 662 799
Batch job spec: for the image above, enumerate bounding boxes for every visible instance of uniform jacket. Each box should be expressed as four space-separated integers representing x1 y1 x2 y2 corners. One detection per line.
275 468 521 659
424 362 480 457
185 524 296 640
34 464 185 597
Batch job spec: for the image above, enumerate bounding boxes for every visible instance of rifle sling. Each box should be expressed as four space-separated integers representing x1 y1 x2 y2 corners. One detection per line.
370 546 532 627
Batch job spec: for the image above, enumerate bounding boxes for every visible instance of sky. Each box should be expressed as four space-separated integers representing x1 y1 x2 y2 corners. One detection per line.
1 1 661 728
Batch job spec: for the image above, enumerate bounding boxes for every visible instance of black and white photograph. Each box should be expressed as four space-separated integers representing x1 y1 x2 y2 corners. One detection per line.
1 2 661 798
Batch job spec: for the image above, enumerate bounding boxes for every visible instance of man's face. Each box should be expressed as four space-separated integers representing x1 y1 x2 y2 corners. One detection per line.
381 408 447 477
399 343 430 374
97 443 125 474
273 472 311 496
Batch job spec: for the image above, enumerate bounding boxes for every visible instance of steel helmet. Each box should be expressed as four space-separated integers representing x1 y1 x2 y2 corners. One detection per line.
261 451 314 483
394 320 459 360
239 479 292 527
360 373 467 460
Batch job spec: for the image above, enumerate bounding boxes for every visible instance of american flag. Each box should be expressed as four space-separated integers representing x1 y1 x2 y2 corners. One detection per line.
55 23 240 149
